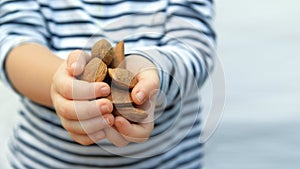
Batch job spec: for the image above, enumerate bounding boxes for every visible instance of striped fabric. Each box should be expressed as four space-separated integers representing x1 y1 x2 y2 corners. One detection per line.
0 0 216 168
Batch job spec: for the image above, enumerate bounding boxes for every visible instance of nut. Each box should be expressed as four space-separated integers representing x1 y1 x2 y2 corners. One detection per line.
108 68 137 89
79 57 107 82
113 107 148 123
91 39 113 65
106 87 133 106
79 39 148 123
110 41 125 68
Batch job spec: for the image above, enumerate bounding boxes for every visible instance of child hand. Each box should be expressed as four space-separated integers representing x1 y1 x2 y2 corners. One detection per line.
105 55 159 144
50 50 114 145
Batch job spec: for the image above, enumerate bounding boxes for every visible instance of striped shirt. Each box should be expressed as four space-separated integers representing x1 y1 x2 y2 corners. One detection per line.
0 0 216 168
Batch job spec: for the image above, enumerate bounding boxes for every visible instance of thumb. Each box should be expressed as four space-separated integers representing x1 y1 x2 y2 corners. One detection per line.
67 50 91 76
131 69 159 105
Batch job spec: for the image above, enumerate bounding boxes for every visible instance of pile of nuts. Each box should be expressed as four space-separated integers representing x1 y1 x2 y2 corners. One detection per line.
78 39 148 123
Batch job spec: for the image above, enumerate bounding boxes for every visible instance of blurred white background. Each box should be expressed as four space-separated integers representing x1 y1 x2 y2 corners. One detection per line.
1 0 300 168
203 0 300 169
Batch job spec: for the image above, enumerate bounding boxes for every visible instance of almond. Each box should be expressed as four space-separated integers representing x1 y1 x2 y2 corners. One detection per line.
91 39 113 65
79 57 107 82
113 107 148 123
108 68 137 89
110 41 125 68
106 87 133 106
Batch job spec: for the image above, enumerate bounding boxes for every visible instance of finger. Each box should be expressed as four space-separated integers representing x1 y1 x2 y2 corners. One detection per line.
104 127 129 147
53 93 113 120
72 80 111 100
54 68 110 100
61 114 114 135
131 69 159 105
114 116 154 143
69 130 105 145
67 50 91 76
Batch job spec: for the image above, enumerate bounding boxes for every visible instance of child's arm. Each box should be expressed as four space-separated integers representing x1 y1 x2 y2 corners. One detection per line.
6 44 114 145
6 43 62 107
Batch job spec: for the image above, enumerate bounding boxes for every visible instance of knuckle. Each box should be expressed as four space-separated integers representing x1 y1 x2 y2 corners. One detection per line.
56 104 70 119
61 119 73 132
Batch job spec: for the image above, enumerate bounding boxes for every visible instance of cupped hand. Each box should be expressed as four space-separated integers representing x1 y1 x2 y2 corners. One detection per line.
105 55 159 145
50 50 114 145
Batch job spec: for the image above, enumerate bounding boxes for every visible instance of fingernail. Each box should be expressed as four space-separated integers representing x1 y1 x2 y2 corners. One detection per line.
101 105 110 113
71 62 83 73
71 62 77 70
136 91 145 103
100 86 110 95
116 118 124 126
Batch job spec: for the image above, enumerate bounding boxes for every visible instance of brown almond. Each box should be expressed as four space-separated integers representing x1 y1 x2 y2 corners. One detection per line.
79 57 107 82
113 107 148 123
106 87 133 106
91 39 113 65
110 41 125 68
108 68 137 89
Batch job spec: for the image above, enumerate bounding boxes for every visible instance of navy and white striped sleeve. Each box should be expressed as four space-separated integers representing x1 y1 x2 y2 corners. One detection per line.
128 0 216 100
0 0 49 88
